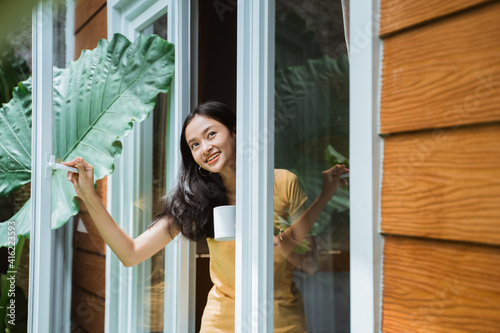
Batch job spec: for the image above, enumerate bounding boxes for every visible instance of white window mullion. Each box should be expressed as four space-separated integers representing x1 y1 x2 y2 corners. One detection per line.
136 24 155 330
128 134 139 332
28 1 53 332
105 166 122 333
236 0 275 332
105 5 123 332
349 0 384 332
235 0 252 330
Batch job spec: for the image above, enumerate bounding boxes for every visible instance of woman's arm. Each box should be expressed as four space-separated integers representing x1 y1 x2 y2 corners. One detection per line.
274 164 348 259
282 241 317 274
280 204 318 274
63 157 178 267
82 193 176 267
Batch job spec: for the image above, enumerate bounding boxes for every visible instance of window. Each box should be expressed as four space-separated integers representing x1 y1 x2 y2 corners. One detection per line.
273 1 350 331
102 1 381 332
27 1 76 330
106 0 196 331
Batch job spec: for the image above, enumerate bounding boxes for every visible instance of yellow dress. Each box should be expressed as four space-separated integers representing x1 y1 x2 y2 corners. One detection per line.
200 169 308 332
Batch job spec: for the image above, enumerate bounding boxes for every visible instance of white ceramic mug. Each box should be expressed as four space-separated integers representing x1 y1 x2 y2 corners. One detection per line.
213 205 236 241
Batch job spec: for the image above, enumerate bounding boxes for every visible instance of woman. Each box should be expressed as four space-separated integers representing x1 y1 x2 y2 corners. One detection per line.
63 101 348 332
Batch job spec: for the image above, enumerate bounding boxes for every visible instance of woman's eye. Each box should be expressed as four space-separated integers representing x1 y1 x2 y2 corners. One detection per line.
208 131 216 138
191 142 199 149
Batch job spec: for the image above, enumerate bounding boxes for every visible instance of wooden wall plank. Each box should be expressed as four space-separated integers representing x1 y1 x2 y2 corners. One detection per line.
73 179 107 254
379 0 492 36
95 177 107 208
73 200 107 254
71 287 105 333
383 236 500 332
74 0 106 34
72 249 106 298
74 5 107 61
71 325 89 333
380 2 500 134
382 123 500 245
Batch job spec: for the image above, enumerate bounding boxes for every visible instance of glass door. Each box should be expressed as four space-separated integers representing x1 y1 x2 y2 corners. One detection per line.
273 1 350 331
234 1 350 331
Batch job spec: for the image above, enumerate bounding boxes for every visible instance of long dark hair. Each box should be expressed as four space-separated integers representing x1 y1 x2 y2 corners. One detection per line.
150 101 236 242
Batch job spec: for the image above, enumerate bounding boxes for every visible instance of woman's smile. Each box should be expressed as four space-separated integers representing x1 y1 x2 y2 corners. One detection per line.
206 152 221 164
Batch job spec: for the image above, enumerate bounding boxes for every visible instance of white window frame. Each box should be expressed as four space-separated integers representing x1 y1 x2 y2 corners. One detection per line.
349 0 384 332
106 0 196 332
29 1 79 331
28 1 54 332
235 1 275 332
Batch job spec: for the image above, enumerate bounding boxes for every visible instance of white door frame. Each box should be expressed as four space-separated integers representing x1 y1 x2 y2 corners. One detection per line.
235 1 275 332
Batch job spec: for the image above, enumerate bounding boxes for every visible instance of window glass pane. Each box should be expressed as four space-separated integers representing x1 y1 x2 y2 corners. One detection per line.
274 1 350 332
48 2 109 331
137 14 168 333
50 2 109 331
0 10 32 331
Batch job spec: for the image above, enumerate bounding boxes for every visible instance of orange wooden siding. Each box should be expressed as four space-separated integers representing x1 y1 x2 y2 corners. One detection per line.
74 194 107 254
74 0 106 34
380 0 500 332
383 236 500 333
382 123 500 245
380 1 500 134
379 0 492 36
71 287 105 333
73 249 106 299
74 5 108 61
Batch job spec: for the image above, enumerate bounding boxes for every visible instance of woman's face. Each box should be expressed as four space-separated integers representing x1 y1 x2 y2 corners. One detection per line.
185 115 236 174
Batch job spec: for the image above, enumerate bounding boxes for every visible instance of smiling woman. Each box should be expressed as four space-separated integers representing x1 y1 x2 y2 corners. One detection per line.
151 101 238 243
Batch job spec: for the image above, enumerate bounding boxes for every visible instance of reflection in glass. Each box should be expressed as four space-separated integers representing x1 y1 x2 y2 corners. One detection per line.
139 92 168 332
274 1 350 332
138 14 168 333
0 16 32 333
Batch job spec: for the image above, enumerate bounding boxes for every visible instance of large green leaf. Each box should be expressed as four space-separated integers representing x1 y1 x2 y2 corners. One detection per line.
0 33 174 245
0 79 31 196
